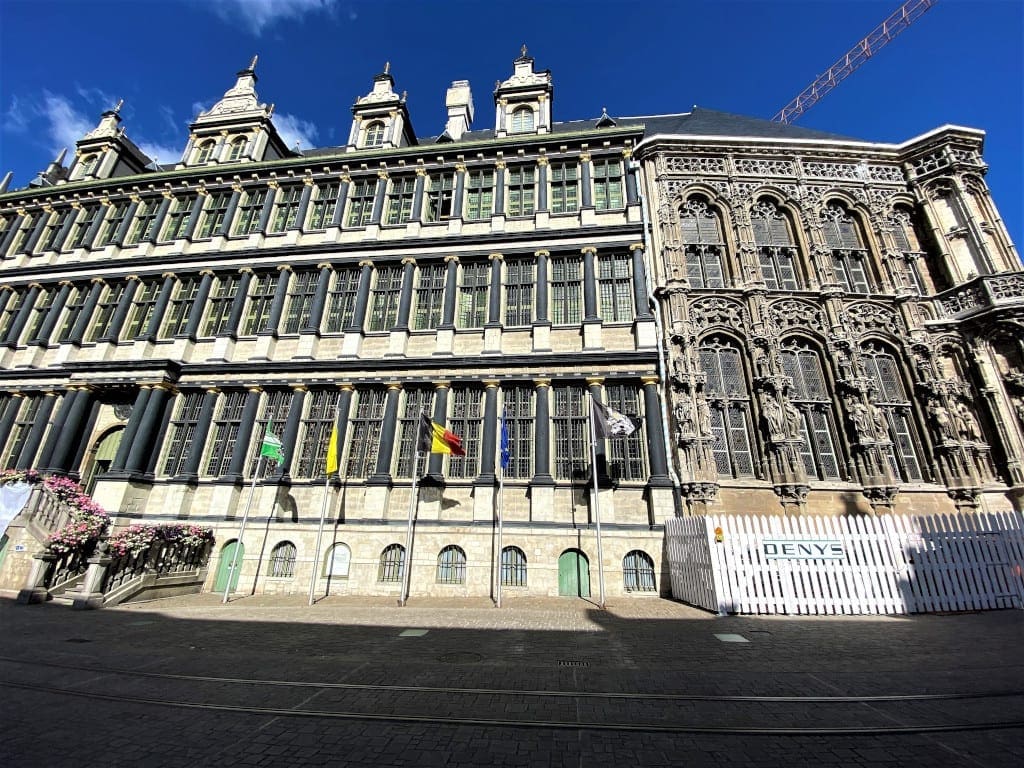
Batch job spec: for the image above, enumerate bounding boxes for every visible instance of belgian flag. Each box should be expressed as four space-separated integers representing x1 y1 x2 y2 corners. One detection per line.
418 412 466 456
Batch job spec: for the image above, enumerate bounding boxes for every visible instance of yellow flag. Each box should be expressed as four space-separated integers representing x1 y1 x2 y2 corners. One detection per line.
325 423 339 475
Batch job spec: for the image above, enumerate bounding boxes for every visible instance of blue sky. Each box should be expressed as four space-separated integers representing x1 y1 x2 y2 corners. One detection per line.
1 0 1021 246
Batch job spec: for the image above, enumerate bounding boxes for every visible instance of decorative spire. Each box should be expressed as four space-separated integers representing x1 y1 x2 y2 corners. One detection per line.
248 54 258 71
0 171 11 194
113 98 123 114
521 44 528 57
54 147 67 164
384 61 391 75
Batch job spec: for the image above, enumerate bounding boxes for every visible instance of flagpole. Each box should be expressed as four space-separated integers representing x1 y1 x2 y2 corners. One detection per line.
399 450 421 607
496 448 504 609
588 393 607 609
224 455 263 604
308 409 339 607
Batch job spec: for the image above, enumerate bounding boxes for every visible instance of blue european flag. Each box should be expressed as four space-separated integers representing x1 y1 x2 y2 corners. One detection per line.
499 414 511 470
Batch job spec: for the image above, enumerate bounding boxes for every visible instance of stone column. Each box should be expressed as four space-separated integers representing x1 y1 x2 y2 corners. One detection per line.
181 193 205 241
347 261 374 333
100 277 139 343
412 168 427 223
494 162 506 216
53 205 79 252
49 387 94 474
291 180 314 231
532 379 554 485
15 392 56 470
369 172 388 225
223 387 261 483
394 258 417 331
435 255 460 355
222 269 253 338
37 390 75 472
332 384 355 477
31 281 72 346
624 149 639 205
82 203 107 250
109 386 151 474
367 383 402 485
112 198 140 247
330 176 351 227
65 279 105 345
303 263 333 334
272 386 306 481
581 246 602 349
183 270 214 339
537 157 549 213
476 381 499 485
641 377 672 488
261 266 292 336
0 212 24 255
219 186 242 237
630 244 652 319
486 253 503 326
0 392 25 449
21 209 50 254
124 384 172 477
175 388 218 482
580 152 593 209
257 183 278 234
3 284 40 347
426 382 451 482
452 164 466 219
142 273 177 342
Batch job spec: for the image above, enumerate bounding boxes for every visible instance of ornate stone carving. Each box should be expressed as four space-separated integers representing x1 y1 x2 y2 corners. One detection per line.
688 297 747 333
802 161 864 180
734 158 795 177
845 302 899 336
663 156 726 175
767 299 824 333
868 165 906 183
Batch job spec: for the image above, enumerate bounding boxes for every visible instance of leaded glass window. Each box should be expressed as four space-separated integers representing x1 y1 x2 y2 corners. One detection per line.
553 384 587 481
424 173 454 222
282 269 318 334
458 262 488 328
551 255 582 325
77 155 98 177
510 107 534 134
892 207 928 293
504 259 534 327
604 383 646 481
623 550 656 592
822 203 871 293
507 167 535 217
161 196 195 241
25 287 53 343
437 545 466 584
296 389 342 479
269 186 302 233
87 282 125 342
126 199 160 245
202 275 240 337
412 263 445 330
233 189 266 235
38 209 72 253
598 253 633 322
248 390 292 476
593 158 624 210
780 340 841 480
96 204 128 247
368 265 402 332
364 121 385 147
395 389 434 478
198 192 232 238
385 177 416 225
465 170 494 221
124 279 160 340
68 205 100 248
346 180 376 227
1 395 41 468
0 289 27 341
502 385 534 480
162 391 204 476
307 182 340 229
227 137 247 162
346 388 386 478
680 198 725 288
550 162 579 214
325 267 359 332
699 337 756 478
861 343 924 482
242 273 277 335
161 277 199 337
378 544 404 582
205 391 246 477
55 284 89 343
194 141 215 164
448 387 483 480
501 546 527 587
751 200 799 290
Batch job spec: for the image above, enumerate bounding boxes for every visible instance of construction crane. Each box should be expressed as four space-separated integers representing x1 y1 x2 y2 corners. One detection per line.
773 0 937 124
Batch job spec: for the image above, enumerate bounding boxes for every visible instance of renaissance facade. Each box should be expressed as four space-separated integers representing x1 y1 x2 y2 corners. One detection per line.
0 53 1020 600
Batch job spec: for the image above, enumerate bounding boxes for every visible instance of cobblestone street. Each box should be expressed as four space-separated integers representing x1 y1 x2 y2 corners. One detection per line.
1 594 1022 767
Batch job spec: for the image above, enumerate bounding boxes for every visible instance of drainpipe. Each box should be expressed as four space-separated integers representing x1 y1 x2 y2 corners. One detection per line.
630 158 683 513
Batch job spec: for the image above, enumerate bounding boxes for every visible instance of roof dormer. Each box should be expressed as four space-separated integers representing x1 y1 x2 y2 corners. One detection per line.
66 100 152 182
182 56 291 169
493 46 552 138
346 63 417 152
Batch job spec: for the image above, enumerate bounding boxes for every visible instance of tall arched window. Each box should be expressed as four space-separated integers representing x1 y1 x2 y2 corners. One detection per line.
378 544 405 582
699 336 756 477
780 339 842 480
891 205 929 294
821 202 871 292
194 141 216 164
364 121 386 147
751 199 799 290
501 546 527 587
437 545 466 584
680 197 726 288
269 541 297 578
860 343 924 482
623 550 656 592
78 154 99 177
227 136 247 162
510 107 535 133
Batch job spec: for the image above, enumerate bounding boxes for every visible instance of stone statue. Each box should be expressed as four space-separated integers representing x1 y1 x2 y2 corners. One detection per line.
870 404 889 441
697 398 712 437
761 392 785 437
928 402 957 441
674 397 695 442
784 400 803 439
954 401 982 442
849 401 872 439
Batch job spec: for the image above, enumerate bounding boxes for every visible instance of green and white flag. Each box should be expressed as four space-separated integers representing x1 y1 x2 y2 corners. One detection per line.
260 422 284 462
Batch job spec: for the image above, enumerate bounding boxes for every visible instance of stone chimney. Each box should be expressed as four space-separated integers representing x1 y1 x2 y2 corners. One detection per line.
444 80 474 141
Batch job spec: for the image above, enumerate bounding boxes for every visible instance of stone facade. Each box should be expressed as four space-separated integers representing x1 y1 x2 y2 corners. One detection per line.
0 53 1020 602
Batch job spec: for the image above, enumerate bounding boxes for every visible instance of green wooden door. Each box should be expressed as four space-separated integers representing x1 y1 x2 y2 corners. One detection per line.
213 541 244 593
558 550 590 597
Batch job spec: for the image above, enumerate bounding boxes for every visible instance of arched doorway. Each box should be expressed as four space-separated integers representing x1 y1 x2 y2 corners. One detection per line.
213 540 244 593
558 549 590 597
82 427 124 494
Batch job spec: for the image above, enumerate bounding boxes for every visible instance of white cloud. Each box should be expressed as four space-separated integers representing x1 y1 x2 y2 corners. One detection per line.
136 141 183 166
203 0 340 36
273 112 319 152
4 95 30 133
42 93 93 157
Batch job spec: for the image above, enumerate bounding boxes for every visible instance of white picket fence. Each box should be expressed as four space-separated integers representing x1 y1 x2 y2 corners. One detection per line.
666 512 1024 615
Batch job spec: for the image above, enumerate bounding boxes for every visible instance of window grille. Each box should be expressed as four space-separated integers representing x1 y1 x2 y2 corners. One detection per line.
282 269 318 333
308 182 340 229
598 253 634 322
205 391 246 477
550 162 579 214
861 344 924 482
233 189 267 236
199 192 232 238
437 545 466 584
623 550 656 592
161 196 195 240
346 180 376 227
55 285 88 343
325 268 359 332
163 392 204 476
296 389 342 478
458 262 488 328
97 204 128 247
604 383 646 481
68 205 100 248
507 167 536 217
395 388 434 478
126 199 160 245
378 544 405 582
510 107 534 133
124 279 160 339
680 198 725 288
465 170 494 220
448 387 483 479
780 342 841 480
269 542 297 578
202 275 240 337
248 390 292 476
553 385 587 481
368 265 403 332
161 277 200 337
502 386 534 479
593 159 624 210
87 282 125 342
700 338 756 478
364 122 386 147
501 546 527 587
551 255 582 325
385 177 416 225
269 186 303 233
412 263 445 330
242 273 277 335
424 174 454 222
1 395 41 468
346 388 386 478
504 259 535 327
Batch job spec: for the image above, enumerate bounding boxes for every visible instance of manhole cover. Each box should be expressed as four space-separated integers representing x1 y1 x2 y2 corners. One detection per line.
438 652 483 664
65 638 91 644
558 659 590 667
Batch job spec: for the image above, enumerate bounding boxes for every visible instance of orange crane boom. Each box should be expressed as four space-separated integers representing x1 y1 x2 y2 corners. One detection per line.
773 0 938 124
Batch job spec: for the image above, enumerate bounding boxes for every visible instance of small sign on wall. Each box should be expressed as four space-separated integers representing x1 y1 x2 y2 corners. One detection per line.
762 539 845 560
